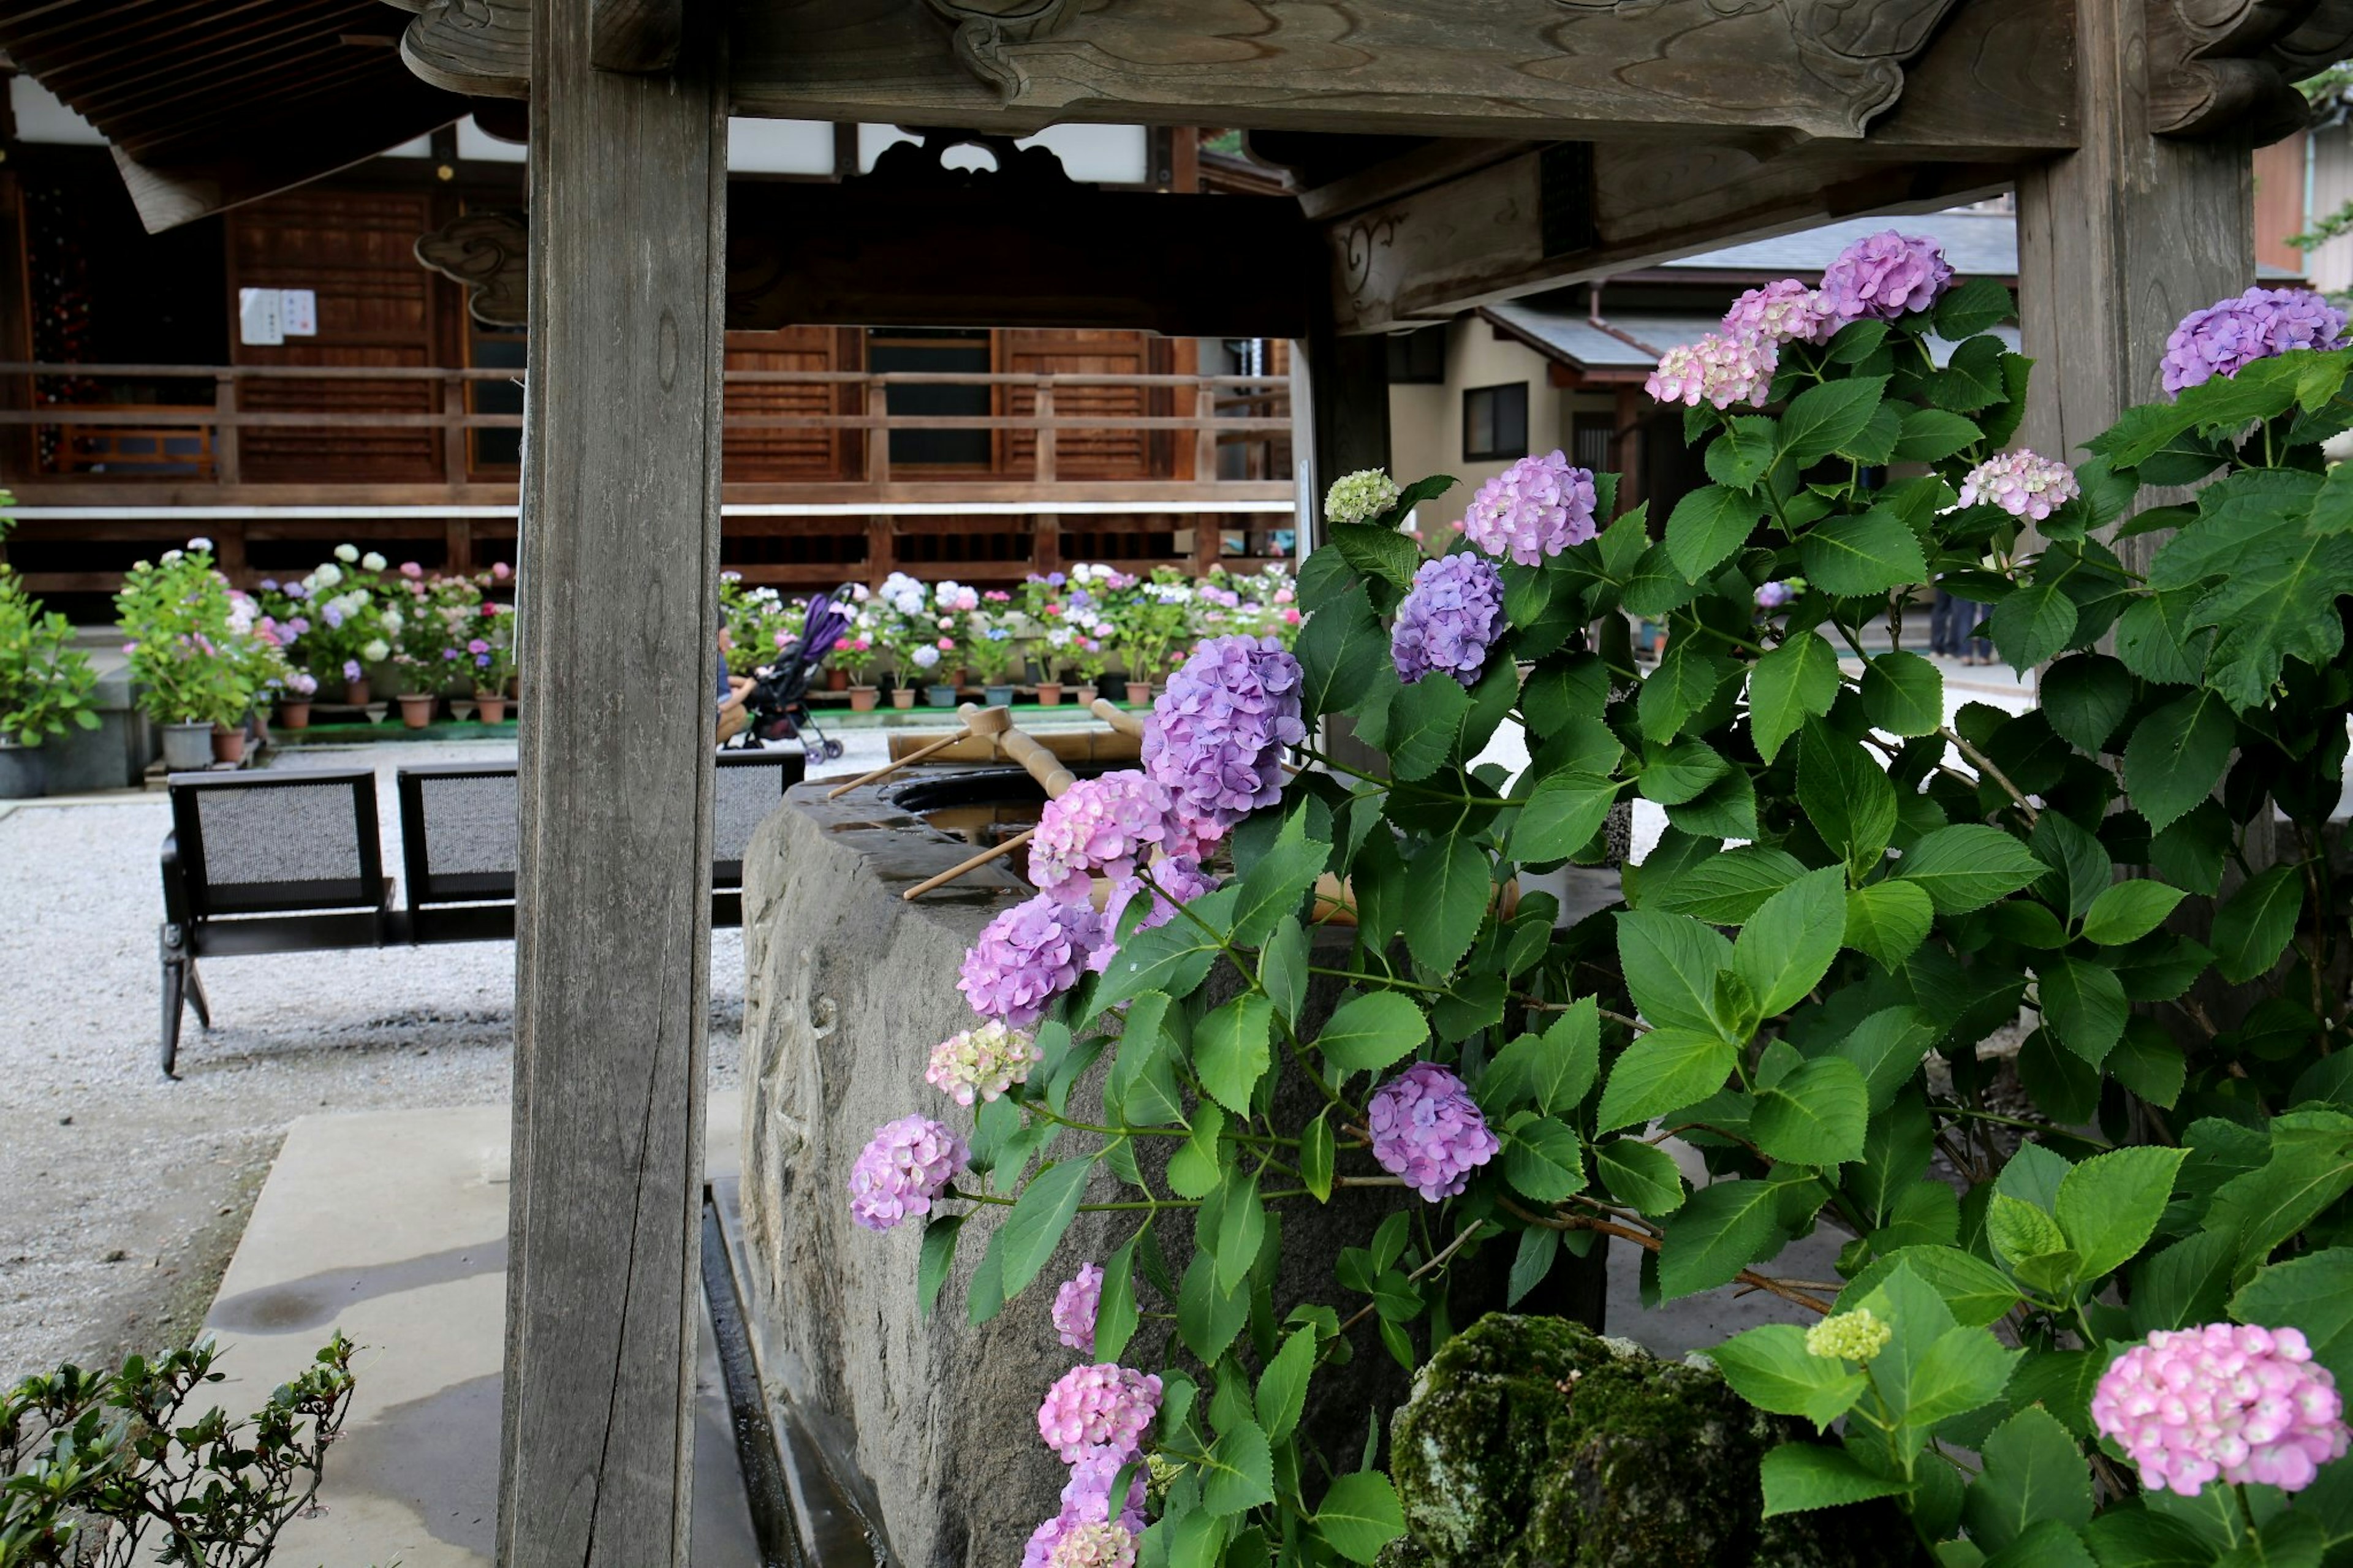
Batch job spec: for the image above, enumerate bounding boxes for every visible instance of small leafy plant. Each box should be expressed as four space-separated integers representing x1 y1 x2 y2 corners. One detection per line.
0 517 100 748
0 1335 357 1567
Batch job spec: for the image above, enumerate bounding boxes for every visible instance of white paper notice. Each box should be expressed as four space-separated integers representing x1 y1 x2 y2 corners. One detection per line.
237 287 283 346
279 289 318 336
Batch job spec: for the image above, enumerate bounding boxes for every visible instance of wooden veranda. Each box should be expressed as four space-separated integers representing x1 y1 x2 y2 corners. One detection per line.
13 0 2349 1559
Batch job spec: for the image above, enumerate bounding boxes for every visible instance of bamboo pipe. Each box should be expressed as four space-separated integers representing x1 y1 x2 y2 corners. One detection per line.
1090 697 1146 738
826 702 1012 798
900 827 1037 902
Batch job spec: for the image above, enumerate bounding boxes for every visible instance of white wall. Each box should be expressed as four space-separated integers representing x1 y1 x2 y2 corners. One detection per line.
857 123 1149 183
1385 318 1561 534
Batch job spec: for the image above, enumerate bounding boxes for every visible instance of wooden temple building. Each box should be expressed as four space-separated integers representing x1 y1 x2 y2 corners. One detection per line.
5 0 2346 1562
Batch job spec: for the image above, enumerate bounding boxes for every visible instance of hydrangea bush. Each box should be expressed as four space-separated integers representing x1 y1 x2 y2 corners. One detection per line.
851 233 2353 1566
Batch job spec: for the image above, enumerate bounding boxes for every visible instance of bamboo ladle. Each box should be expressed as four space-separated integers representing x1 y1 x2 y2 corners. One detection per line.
825 702 1014 800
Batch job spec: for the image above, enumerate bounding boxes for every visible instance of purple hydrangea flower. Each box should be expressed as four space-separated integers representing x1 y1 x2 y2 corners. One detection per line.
959 895 1107 1029
1817 230 1952 323
1754 581 1792 610
2161 287 2351 394
1957 449 2081 521
1141 636 1304 838
1645 334 1775 412
1061 1445 1147 1531
343 659 362 681
1023 1518 1072 1568
1046 1523 1135 1568
1096 857 1219 961
846 1115 969 1232
1456 451 1598 564
1029 771 1175 904
1037 1363 1164 1462
1368 1062 1501 1202
1392 553 1506 686
2093 1324 2348 1496
1722 279 1836 347
1052 1263 1105 1351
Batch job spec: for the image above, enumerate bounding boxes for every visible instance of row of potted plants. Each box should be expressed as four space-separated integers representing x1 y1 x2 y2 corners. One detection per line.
723 563 1303 711
0 513 102 798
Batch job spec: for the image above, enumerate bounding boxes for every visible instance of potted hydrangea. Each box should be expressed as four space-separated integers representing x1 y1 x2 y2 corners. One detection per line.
115 540 255 770
472 597 517 721
0 528 100 799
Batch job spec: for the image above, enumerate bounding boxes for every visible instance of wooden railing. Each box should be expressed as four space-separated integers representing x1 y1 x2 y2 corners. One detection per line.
0 363 1293 494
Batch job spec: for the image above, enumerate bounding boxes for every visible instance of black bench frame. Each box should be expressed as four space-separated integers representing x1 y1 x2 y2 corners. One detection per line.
159 750 802 1077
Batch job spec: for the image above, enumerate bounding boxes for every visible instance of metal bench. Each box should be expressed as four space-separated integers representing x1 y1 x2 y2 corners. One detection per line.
158 750 803 1077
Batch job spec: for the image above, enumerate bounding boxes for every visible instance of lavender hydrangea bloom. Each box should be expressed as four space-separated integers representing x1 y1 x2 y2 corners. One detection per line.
959 894 1107 1028
1037 1363 1164 1462
2161 287 2351 393
1957 449 2081 521
1061 1445 1148 1532
1722 279 1836 346
1052 1262 1105 1350
1141 635 1305 836
846 1115 969 1232
1817 231 1952 324
1028 771 1175 904
1754 580 1792 610
1023 1518 1072 1568
1094 857 1219 970
1392 553 1506 686
1368 1062 1501 1202
1457 450 1598 564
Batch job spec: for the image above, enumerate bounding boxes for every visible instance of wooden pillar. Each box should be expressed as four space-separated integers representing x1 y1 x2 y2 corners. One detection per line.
2015 0 2255 578
499 0 726 1560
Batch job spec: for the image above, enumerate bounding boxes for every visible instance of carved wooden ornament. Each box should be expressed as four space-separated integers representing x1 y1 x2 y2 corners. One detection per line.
2149 0 2353 141
415 208 530 325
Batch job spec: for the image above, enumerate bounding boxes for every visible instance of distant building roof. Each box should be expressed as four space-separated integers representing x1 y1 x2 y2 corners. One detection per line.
1483 298 2021 382
1658 210 2023 279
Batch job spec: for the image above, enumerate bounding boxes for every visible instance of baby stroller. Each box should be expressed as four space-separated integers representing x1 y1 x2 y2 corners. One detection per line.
733 586 852 760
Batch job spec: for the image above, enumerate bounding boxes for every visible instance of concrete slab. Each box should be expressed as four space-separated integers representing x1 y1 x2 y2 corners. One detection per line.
200 1094 754 1568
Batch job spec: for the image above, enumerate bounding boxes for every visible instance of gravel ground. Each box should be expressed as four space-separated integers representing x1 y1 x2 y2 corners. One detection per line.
0 732 902 1381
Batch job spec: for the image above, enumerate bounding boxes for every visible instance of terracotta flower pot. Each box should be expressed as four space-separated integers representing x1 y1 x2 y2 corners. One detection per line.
1036 682 1064 706
849 684 879 712
344 677 371 706
1075 684 1097 706
210 724 247 765
891 688 916 710
278 702 311 731
826 667 849 691
397 694 436 729
476 692 507 723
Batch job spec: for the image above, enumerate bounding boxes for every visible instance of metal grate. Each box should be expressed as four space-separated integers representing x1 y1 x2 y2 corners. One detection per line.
416 773 521 879
194 782 365 887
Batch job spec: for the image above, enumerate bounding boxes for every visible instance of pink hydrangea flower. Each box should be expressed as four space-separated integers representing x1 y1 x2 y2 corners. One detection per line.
1645 334 1774 411
923 1021 1042 1107
1048 1523 1135 1568
1368 1062 1501 1202
1722 279 1836 346
2092 1324 2348 1497
1958 449 2081 521
960 895 1107 1028
1456 450 1598 564
1052 1263 1105 1351
846 1115 969 1232
1023 1518 1073 1568
1818 230 1952 323
1061 1444 1147 1531
1029 772 1175 904
1037 1363 1163 1462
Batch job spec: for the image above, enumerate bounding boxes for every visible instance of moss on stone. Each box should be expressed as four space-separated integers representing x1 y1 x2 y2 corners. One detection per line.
1388 1314 1927 1568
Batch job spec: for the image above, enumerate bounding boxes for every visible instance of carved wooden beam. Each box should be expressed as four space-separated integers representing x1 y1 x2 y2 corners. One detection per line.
391 0 2080 149
2148 0 2353 141
1330 140 2015 333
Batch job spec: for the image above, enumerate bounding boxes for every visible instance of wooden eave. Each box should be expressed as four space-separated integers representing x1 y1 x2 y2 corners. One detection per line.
0 0 465 232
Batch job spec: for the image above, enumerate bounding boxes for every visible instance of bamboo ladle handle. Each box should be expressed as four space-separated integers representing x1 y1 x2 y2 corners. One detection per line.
1090 697 1146 738
825 702 1012 798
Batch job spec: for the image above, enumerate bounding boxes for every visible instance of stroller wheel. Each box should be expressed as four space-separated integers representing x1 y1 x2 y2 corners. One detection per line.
824 739 844 760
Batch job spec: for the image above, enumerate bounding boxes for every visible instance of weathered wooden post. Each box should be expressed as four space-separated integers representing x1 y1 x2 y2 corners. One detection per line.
499 0 726 1560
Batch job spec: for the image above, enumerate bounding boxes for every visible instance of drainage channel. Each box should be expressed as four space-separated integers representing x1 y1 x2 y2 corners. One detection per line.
701 1189 883 1568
